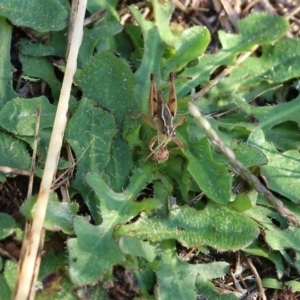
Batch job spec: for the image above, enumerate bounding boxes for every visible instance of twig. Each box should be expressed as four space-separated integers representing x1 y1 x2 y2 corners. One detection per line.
284 4 300 19
27 106 42 300
188 102 299 226
245 256 266 300
12 1 87 299
0 166 31 176
12 106 42 300
27 106 41 199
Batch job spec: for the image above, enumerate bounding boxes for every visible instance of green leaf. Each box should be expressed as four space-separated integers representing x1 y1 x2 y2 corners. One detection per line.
129 6 164 112
19 54 61 100
39 249 66 279
0 213 15 240
261 278 283 289
116 202 259 251
0 0 68 32
0 260 17 299
165 26 210 73
176 14 288 104
156 252 199 300
68 168 161 285
152 0 174 46
256 39 300 84
286 280 300 292
245 206 300 272
196 276 238 300
265 122 300 151
77 51 137 128
125 24 143 67
183 137 232 205
214 140 268 168
196 262 230 280
65 97 116 219
153 173 174 217
68 216 123 286
0 96 56 136
156 242 229 300
36 249 77 300
248 128 300 203
19 30 67 57
230 194 253 212
0 131 31 171
164 156 199 202
105 135 132 192
219 13 288 51
20 193 78 234
90 21 123 39
264 226 300 253
244 241 284 278
252 94 300 131
0 17 17 106
209 38 300 112
119 236 157 262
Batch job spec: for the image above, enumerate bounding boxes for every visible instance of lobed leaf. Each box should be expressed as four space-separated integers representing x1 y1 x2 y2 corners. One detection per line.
68 169 161 285
116 202 259 251
156 242 230 300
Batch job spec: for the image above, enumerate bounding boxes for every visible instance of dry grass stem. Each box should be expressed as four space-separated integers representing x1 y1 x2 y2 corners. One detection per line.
12 1 87 299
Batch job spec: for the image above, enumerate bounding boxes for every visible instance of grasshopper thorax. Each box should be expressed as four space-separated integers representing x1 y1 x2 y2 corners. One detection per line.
157 99 176 138
161 124 176 137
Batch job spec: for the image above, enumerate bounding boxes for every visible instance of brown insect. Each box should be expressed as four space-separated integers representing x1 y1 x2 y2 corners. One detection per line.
138 72 185 163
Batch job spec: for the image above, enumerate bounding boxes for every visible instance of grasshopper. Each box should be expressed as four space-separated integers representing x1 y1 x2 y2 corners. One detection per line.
139 72 185 162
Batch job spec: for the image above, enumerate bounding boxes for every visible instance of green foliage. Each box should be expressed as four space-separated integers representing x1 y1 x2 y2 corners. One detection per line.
0 213 15 239
248 128 300 203
0 261 17 299
183 137 232 205
68 169 161 285
0 0 68 32
116 202 259 250
1 0 300 298
155 241 230 300
19 54 62 100
21 193 78 234
36 250 77 300
0 17 17 105
0 131 31 171
0 96 56 136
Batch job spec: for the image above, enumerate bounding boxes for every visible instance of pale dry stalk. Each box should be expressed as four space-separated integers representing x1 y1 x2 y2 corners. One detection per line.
12 1 87 299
